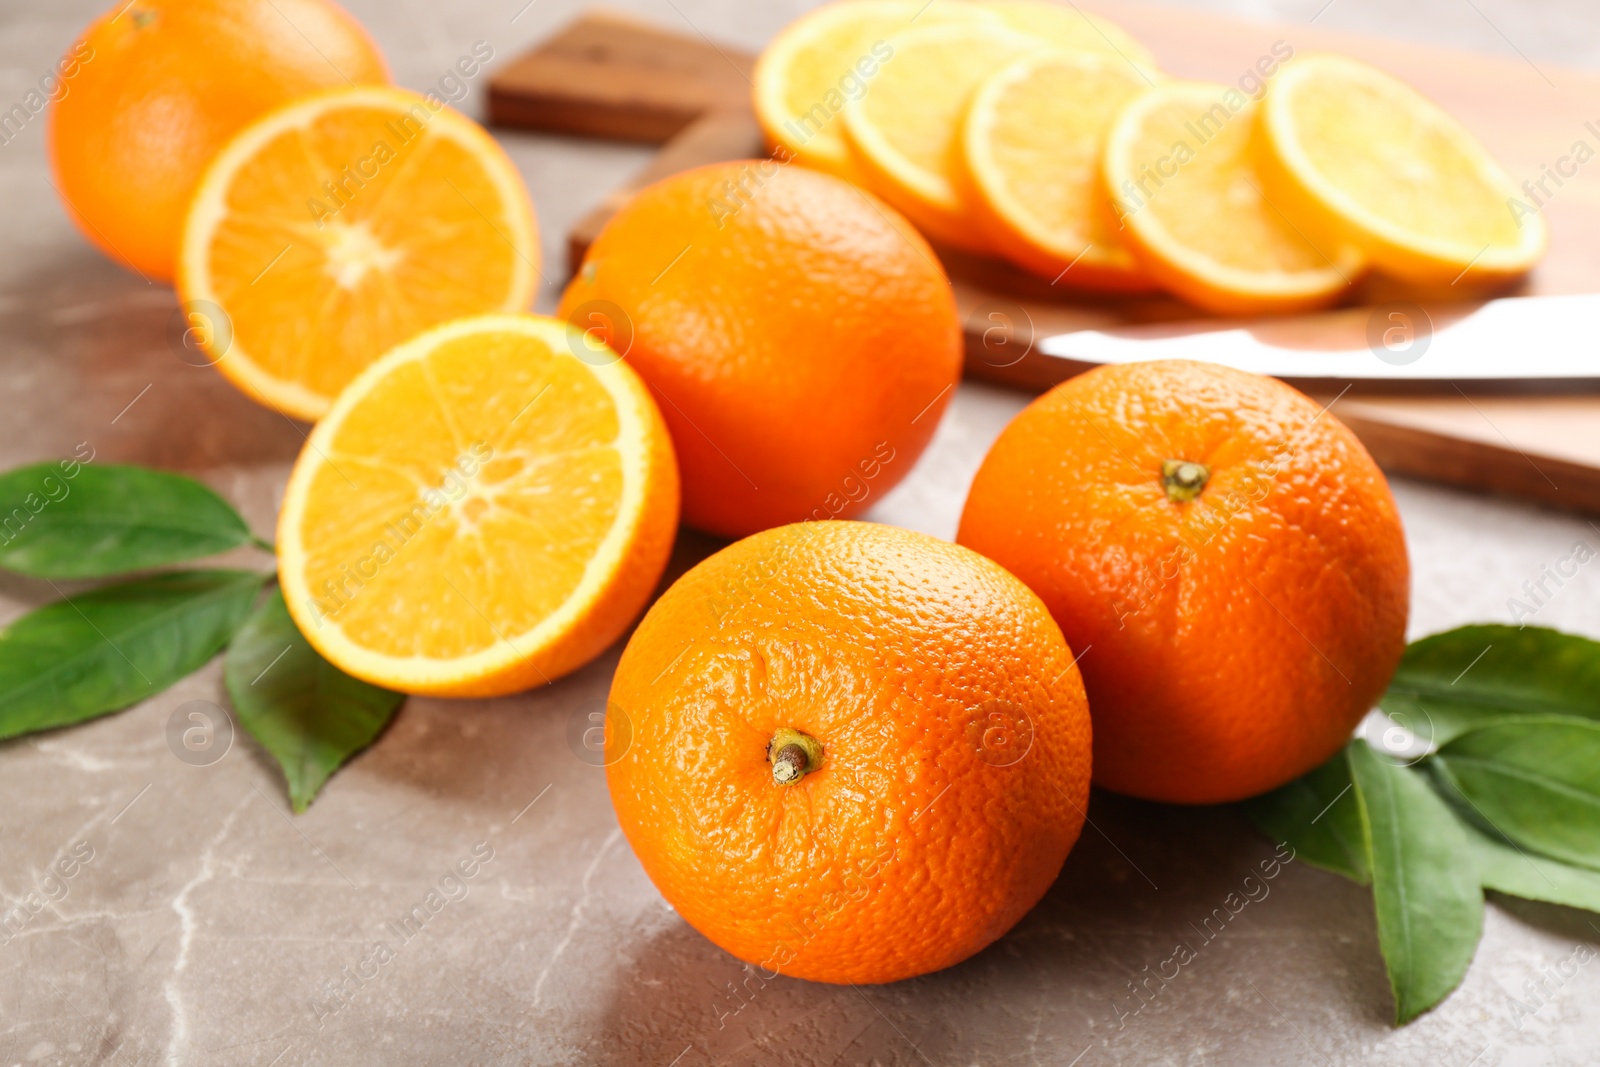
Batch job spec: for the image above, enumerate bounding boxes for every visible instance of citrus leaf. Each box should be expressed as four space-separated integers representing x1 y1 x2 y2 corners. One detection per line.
225 588 403 812
1432 717 1600 873
0 570 265 740
1349 740 1484 1025
1243 743 1370 883
1465 821 1600 913
0 463 256 579
1381 625 1600 745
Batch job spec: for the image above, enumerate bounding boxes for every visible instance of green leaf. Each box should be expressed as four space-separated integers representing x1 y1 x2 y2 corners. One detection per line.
1244 743 1370 883
1431 717 1600 873
0 463 255 579
1466 821 1600 913
1382 625 1600 745
0 570 265 740
225 588 403 812
1349 741 1484 1024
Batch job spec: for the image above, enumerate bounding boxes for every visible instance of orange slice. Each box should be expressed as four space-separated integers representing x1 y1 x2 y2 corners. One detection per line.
276 313 679 697
841 21 1040 252
753 0 1000 183
1102 81 1363 315
980 0 1159 79
1259 53 1544 286
179 86 540 422
962 50 1154 290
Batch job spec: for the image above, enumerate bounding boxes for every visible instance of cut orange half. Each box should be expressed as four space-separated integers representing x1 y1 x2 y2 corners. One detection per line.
962 50 1154 290
1103 81 1363 315
276 313 679 697
1259 53 1544 286
841 21 1040 253
753 0 1000 183
179 86 540 422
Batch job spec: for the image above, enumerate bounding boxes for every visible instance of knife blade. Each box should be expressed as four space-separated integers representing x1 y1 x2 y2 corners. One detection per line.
1036 293 1600 386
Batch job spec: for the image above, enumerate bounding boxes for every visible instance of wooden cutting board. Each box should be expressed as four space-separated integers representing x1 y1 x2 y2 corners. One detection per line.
487 4 1600 515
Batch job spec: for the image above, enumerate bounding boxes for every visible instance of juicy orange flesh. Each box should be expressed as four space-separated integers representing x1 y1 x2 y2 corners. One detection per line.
206 104 521 400
984 1 1156 71
985 60 1144 260
776 3 981 157
296 330 623 659
860 30 1033 186
1284 74 1519 248
779 21 864 150
1131 94 1333 273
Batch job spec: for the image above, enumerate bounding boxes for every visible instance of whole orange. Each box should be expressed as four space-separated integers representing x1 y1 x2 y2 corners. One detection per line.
606 521 1091 984
957 360 1409 805
558 161 962 539
48 0 388 281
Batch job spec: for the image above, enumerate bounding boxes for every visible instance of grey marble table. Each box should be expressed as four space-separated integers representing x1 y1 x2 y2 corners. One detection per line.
3 0 1599 1064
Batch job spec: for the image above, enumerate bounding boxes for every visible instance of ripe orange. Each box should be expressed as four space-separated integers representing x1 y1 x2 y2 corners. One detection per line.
558 161 961 539
607 520 1091 984
957 361 1409 804
277 313 678 697
178 86 540 422
48 0 388 281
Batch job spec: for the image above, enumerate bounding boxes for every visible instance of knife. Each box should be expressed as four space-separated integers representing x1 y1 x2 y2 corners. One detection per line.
1034 293 1600 388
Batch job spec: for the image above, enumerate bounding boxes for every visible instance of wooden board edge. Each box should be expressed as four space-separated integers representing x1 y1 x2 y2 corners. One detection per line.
1332 405 1600 515
487 91 706 144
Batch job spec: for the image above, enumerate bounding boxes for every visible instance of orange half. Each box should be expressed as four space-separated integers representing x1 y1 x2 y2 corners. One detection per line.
179 86 540 421
276 313 678 697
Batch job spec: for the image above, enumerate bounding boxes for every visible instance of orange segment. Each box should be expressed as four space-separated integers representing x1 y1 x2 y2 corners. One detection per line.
179 86 539 421
841 21 1039 252
276 314 678 697
1259 53 1545 286
752 0 1000 183
962 50 1154 290
1102 81 1363 315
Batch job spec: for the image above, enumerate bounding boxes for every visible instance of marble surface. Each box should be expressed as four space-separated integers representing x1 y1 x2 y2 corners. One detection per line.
3 0 1600 1065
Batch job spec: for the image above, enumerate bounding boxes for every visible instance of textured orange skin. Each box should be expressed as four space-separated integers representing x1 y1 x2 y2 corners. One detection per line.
558 162 962 539
48 0 388 281
607 521 1091 984
957 361 1410 805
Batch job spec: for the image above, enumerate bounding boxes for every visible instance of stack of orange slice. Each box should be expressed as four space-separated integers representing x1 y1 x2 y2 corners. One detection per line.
753 1 1545 313
1101 81 1362 314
